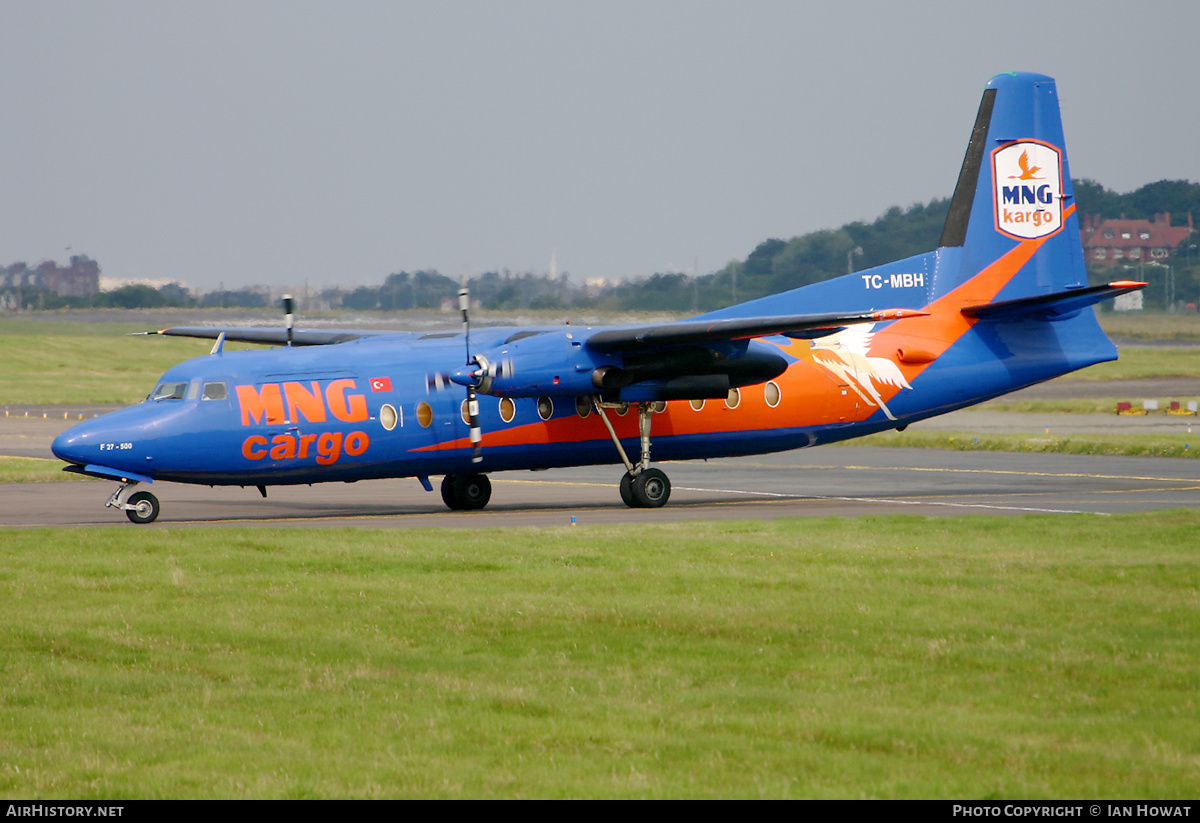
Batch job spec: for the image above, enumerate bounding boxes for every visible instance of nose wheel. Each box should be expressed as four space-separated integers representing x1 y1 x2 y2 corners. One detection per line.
125 491 161 524
105 483 161 524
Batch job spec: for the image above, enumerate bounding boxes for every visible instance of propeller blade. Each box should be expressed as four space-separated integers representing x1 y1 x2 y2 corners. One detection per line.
467 386 482 463
282 295 295 347
459 286 483 463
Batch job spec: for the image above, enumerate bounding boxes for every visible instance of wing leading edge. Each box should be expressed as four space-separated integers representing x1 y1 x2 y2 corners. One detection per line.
585 308 928 353
136 327 380 346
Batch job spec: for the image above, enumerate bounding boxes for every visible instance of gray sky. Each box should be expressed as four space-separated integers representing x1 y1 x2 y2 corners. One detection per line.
2 0 1197 292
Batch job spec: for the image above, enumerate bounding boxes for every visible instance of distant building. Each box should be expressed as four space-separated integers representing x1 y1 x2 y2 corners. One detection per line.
1 255 101 298
1080 213 1194 265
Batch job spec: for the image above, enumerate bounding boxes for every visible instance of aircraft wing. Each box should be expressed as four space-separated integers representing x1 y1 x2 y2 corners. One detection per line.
585 308 927 353
136 327 381 346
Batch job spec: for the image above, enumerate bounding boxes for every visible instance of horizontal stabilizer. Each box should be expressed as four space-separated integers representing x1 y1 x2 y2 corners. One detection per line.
586 308 926 353
960 281 1146 321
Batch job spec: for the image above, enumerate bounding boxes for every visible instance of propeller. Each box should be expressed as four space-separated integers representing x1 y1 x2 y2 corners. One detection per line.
283 294 295 347
459 288 483 463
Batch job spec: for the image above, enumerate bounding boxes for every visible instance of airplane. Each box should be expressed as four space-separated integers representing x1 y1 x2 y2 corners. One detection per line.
52 71 1145 524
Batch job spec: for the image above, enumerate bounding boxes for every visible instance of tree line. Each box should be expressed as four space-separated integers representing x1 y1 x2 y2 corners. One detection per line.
7 179 1197 313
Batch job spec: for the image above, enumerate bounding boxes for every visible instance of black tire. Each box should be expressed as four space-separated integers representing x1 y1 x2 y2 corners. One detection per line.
619 472 637 508
441 473 492 511
125 491 160 524
631 468 670 508
454 473 492 510
440 474 462 509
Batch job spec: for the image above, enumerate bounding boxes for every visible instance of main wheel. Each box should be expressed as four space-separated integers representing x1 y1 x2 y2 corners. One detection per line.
125 491 160 524
630 468 670 508
441 473 492 511
440 474 461 509
619 472 636 508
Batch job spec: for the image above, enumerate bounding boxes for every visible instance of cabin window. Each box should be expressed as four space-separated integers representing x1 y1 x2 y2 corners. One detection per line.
151 382 188 401
416 401 433 428
651 401 667 414
726 388 741 409
765 381 781 408
537 397 554 421
575 396 591 418
202 382 227 400
380 404 399 431
499 397 516 423
690 398 705 411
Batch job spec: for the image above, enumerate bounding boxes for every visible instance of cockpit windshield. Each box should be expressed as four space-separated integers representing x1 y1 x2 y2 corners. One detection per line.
150 382 188 401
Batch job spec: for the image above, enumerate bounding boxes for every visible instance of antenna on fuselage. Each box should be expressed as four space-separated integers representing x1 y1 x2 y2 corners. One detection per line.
283 294 295 347
459 287 483 464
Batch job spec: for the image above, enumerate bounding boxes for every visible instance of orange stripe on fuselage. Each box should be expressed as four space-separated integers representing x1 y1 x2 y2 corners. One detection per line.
415 213 1071 454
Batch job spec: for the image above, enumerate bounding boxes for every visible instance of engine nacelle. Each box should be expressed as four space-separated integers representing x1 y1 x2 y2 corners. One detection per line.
452 330 611 398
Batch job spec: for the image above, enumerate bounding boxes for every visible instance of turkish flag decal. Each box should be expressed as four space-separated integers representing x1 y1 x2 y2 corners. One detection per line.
369 377 392 392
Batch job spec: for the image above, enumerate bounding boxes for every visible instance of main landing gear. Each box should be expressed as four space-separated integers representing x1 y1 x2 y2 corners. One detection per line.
107 482 161 524
595 400 672 509
441 472 492 511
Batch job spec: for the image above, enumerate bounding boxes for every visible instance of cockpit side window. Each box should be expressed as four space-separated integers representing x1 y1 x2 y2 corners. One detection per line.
151 382 188 401
202 382 228 400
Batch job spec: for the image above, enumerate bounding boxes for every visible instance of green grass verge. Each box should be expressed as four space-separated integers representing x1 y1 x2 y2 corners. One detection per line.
851 429 1200 458
0 456 82 483
0 318 252 405
1059 346 1200 381
1099 312 1200 342
1 515 1198 799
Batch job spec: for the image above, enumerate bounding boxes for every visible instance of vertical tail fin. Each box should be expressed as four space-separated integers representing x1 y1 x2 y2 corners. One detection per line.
930 72 1087 302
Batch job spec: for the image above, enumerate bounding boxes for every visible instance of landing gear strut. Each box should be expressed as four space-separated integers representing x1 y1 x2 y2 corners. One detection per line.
441 472 492 511
106 482 161 524
595 400 672 509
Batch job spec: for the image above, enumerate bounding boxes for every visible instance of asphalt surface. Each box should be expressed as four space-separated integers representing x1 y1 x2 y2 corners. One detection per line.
3 384 1198 527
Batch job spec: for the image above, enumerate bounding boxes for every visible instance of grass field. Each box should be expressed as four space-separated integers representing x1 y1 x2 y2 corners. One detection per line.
2 516 1198 798
3 313 1199 798
1059 346 1200 381
0 317 253 405
1099 312 1200 342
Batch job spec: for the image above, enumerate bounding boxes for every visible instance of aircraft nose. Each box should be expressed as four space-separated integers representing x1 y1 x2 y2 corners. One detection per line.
52 419 98 466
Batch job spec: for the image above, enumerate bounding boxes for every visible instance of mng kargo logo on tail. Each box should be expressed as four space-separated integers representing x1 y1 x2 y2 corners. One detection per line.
992 140 1063 240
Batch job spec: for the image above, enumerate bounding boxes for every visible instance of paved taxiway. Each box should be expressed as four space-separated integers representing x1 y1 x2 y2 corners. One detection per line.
4 446 1198 528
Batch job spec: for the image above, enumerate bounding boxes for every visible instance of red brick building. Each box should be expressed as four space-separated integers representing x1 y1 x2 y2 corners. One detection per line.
1080 212 1194 265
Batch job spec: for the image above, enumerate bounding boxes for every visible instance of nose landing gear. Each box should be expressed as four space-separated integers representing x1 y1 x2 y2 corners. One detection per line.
106 483 161 524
